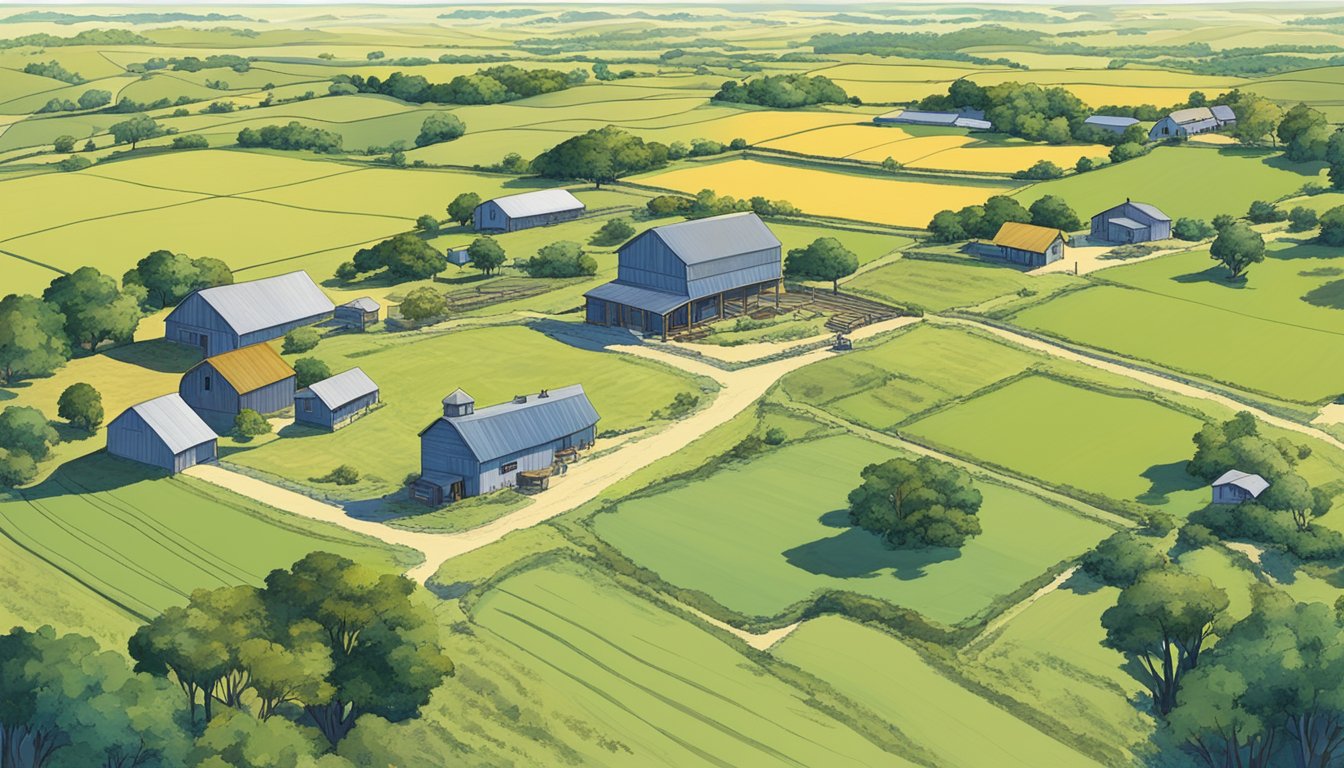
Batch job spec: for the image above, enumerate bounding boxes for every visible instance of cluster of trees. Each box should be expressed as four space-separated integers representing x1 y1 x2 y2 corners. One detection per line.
128 54 249 74
109 114 164 150
335 64 586 106
847 455 984 550
237 122 343 154
398 286 449 323
590 217 635 247
522 241 598 278
342 233 447 282
807 27 1032 67
22 59 83 84
36 88 110 114
927 194 1080 242
917 79 1087 144
667 136 748 160
414 113 466 147
711 74 852 109
122 249 233 310
1273 102 1344 188
466 237 506 276
0 552 453 767
646 188 800 220
784 237 858 293
531 126 669 187
0 405 60 486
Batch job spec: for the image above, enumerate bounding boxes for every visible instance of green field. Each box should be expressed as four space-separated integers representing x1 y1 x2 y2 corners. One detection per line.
847 254 1081 313
593 433 1112 624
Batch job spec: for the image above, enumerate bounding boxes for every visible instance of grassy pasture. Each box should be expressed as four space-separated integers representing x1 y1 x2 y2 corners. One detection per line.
775 616 1105 768
593 433 1112 624
0 170 207 242
81 148 347 195
847 254 1081 312
908 142 1110 173
903 374 1209 516
769 220 913 267
639 107 864 146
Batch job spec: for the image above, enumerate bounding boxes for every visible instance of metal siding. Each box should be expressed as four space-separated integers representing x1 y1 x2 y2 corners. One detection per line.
190 272 334 337
180 361 242 416
294 394 333 428
443 387 600 462
420 421 482 494
617 232 688 294
686 262 782 300
240 378 297 415
165 294 240 354
237 315 330 348
106 410 174 470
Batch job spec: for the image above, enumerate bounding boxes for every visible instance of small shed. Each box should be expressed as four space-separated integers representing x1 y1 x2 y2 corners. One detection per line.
106 393 217 474
1211 469 1269 504
990 222 1066 267
1083 115 1139 134
295 367 379 431
334 297 380 331
1090 199 1173 244
165 271 333 356
447 247 471 267
180 343 296 428
473 189 585 233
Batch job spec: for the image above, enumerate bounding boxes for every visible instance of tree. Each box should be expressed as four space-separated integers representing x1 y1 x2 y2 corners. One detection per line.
0 448 38 487
522 241 597 278
293 358 331 389
415 214 439 234
1278 102 1331 162
170 134 208 149
76 88 112 110
1209 221 1264 280
467 236 506 275
56 155 92 172
42 267 142 351
351 234 446 281
109 114 161 150
122 250 204 309
57 382 102 431
1110 142 1146 163
928 209 967 243
1173 217 1216 241
1012 160 1064 180
1187 412 1297 483
1080 531 1169 588
233 409 271 438
784 237 858 293
530 126 669 188
1320 205 1344 246
981 195 1033 238
1101 569 1229 716
446 192 480 226
334 262 358 282
52 135 76 153
1288 206 1319 233
0 406 59 461
282 327 320 354
1246 200 1286 224
398 287 447 323
1028 195 1081 231
414 113 466 147
0 294 69 385
1230 96 1283 147
711 73 849 108
1329 129 1344 190
189 708 335 767
847 456 983 549
591 217 635 246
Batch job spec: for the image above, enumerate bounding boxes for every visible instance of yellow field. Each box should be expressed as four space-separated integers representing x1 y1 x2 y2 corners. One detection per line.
847 134 976 163
642 108 867 147
637 158 1017 227
760 123 909 156
907 143 1111 173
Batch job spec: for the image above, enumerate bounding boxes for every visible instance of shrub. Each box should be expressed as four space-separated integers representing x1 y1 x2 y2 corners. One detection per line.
1246 200 1287 224
1318 206 1344 246
1011 160 1064 180
353 233 446 280
415 214 439 234
654 392 700 420
293 358 331 389
282 327 320 354
52 135 76 153
236 122 343 153
1080 532 1168 587
1288 206 1319 232
523 241 597 278
313 464 360 485
647 195 693 217
763 427 787 446
233 409 271 438
56 156 92 172
590 218 635 246
414 112 466 147
1173 217 1216 241
1177 523 1218 550
728 137 748 150
334 262 358 282
1109 142 1147 163
0 406 59 461
170 134 209 150
57 383 103 431
399 287 448 322
0 449 38 488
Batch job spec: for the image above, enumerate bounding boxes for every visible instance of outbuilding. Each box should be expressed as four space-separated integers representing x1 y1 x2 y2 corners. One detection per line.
165 271 334 356
1090 199 1173 244
473 189 585 233
334 297 380 331
1149 106 1236 141
295 367 379 431
1083 115 1139 134
180 343 296 428
106 393 217 474
412 385 599 505
1211 469 1269 504
873 109 991 130
990 222 1066 267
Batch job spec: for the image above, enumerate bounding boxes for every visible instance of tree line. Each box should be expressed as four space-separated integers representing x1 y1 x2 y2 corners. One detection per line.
711 73 853 109
334 64 587 106
927 194 1080 242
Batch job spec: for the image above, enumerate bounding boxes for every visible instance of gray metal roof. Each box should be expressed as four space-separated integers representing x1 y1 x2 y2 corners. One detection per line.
1128 201 1171 222
648 212 781 267
1085 115 1139 127
195 271 334 336
125 393 217 454
341 297 379 312
688 263 781 300
427 384 599 463
1210 105 1236 121
1109 217 1145 229
484 189 584 219
297 367 378 410
585 281 689 314
954 117 992 130
1212 469 1269 498
1184 118 1220 133
890 110 959 125
1168 107 1215 125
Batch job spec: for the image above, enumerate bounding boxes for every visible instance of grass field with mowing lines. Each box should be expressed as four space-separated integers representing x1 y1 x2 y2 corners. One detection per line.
0 170 206 241
594 433 1111 624
774 616 1105 768
847 254 1082 312
904 374 1209 516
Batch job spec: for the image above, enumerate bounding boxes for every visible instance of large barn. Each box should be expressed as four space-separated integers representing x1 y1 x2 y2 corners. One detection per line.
1149 106 1236 140
165 271 334 356
412 386 599 506
1091 199 1172 244
473 189 585 233
295 367 379 431
180 343 296 428
990 222 1066 267
1082 115 1139 135
583 212 783 340
106 393 218 474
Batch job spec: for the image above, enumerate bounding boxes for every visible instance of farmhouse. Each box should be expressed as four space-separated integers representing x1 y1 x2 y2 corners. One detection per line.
106 393 217 474
1090 199 1173 243
990 222 1066 267
334 297 380 331
412 386 600 505
180 343 296 428
1148 106 1236 140
873 109 991 131
295 367 379 431
165 271 334 356
584 212 783 340
1211 469 1269 504
473 189 585 233
1083 115 1139 134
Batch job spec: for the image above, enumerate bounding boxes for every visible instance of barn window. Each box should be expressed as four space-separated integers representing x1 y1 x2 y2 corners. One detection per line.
204 375 211 391
303 399 313 413
500 461 518 473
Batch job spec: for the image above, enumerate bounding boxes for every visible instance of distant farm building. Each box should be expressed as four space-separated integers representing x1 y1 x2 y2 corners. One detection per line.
990 222 1066 267
1091 199 1172 244
1211 470 1269 504
874 109 991 131
584 212 783 340
180 343 296 428
413 386 599 505
1149 106 1236 140
165 271 334 356
335 297 380 331
473 189 585 233
295 367 379 431
1083 115 1139 134
106 393 217 474
447 246 472 267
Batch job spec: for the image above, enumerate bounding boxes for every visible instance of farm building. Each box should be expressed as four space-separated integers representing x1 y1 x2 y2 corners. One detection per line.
1211 469 1268 504
473 189 585 233
447 246 471 267
295 367 379 431
1083 115 1139 134
873 109 991 131
180 343 296 428
990 222 1066 267
583 212 783 340
1090 199 1173 243
1148 106 1236 140
412 386 600 505
335 297 380 331
165 271 334 356
106 393 218 474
